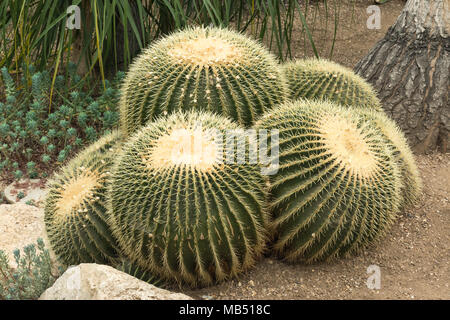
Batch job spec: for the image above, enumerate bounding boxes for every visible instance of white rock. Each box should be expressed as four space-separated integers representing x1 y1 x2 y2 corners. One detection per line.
0 203 53 268
3 179 48 207
39 264 193 300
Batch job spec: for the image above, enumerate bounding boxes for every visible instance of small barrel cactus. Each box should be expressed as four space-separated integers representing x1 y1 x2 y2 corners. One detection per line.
44 130 123 266
282 58 382 111
255 100 403 263
119 26 287 135
360 110 422 209
109 111 269 287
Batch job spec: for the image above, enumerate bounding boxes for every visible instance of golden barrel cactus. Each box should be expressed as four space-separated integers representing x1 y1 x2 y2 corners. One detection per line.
256 100 403 263
119 27 287 135
282 58 382 111
44 131 123 266
109 111 269 287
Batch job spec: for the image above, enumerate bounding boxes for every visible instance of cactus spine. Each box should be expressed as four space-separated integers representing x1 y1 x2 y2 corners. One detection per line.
115 259 167 288
282 59 382 111
360 110 422 209
44 131 123 266
109 111 269 287
119 27 287 135
256 100 403 263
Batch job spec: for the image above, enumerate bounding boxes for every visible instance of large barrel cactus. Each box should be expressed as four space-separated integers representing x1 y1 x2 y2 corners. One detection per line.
44 131 123 266
115 259 166 288
282 58 382 111
109 111 269 287
119 26 287 135
360 110 422 209
255 100 403 263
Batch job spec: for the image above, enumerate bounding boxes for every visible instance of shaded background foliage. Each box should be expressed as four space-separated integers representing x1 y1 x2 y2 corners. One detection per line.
0 0 363 180
0 0 347 78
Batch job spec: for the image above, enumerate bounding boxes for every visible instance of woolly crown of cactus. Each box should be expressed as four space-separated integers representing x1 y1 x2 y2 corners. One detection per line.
109 111 269 287
255 100 403 263
282 58 382 111
119 26 287 135
44 130 123 266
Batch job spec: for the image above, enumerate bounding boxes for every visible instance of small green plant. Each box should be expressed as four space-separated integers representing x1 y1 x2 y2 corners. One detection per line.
0 64 124 180
119 27 287 135
109 111 269 287
0 238 64 300
282 58 382 111
25 199 37 207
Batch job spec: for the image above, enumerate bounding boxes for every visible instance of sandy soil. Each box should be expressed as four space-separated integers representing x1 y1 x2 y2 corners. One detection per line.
289 0 406 68
186 153 450 300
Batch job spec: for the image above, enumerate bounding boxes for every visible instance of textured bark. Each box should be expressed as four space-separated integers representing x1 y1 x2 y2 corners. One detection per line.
355 0 449 153
71 0 143 74
70 0 91 75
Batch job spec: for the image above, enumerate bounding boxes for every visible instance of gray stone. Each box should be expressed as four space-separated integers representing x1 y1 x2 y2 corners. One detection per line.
39 263 193 300
4 179 48 207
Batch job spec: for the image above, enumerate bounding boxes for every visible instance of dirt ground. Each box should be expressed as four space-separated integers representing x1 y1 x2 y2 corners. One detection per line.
183 1 450 300
289 0 406 69
185 153 450 300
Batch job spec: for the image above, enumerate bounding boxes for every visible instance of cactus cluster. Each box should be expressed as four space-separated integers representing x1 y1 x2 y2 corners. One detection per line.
42 26 422 289
108 111 269 287
44 131 123 266
282 58 382 111
119 27 287 135
0 238 64 300
256 100 403 263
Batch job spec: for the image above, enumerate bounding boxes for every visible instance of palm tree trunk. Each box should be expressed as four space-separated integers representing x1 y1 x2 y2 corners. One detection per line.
355 0 449 154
